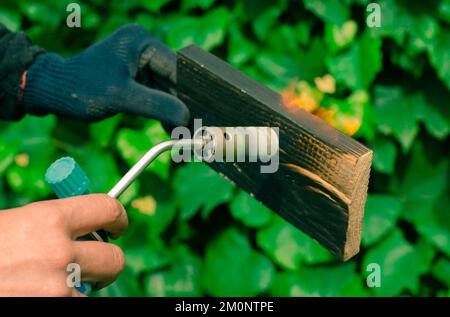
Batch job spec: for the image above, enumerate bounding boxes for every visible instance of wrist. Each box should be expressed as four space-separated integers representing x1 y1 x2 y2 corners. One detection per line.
23 53 77 117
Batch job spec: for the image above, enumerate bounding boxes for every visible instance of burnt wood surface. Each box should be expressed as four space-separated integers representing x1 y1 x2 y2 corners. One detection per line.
177 45 372 260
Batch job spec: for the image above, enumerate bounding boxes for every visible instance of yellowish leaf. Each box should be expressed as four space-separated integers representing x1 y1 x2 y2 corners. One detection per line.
131 196 157 216
15 153 29 167
314 74 336 94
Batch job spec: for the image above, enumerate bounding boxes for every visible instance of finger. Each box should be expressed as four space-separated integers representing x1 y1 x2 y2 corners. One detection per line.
139 41 176 84
93 23 159 75
48 194 128 239
74 241 125 288
120 80 190 126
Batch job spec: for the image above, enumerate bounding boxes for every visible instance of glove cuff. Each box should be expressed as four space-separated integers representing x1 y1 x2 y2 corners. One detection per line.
23 53 78 117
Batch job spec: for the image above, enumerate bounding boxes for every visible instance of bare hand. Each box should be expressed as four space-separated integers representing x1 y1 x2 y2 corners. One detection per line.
0 194 128 296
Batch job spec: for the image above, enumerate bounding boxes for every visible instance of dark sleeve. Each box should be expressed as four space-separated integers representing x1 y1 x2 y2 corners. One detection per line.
0 24 45 121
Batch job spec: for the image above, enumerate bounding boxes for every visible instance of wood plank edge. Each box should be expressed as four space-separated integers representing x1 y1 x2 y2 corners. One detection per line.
342 149 373 261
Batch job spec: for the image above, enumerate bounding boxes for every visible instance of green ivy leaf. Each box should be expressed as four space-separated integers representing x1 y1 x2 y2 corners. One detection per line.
414 193 450 257
362 230 436 296
6 163 51 199
2 115 56 145
134 175 181 237
0 180 7 209
372 86 418 153
141 0 171 12
135 13 155 32
266 25 300 55
72 145 120 193
228 24 257 67
256 216 332 270
294 21 312 45
116 120 171 181
0 139 17 177
151 201 178 235
271 263 355 296
203 228 275 296
438 0 450 23
229 190 273 228
368 0 414 44
19 1 62 30
161 7 231 51
95 15 132 41
90 114 122 148
428 28 450 89
327 31 382 90
362 194 403 247
432 257 450 287
252 6 284 41
400 143 448 228
82 4 101 30
117 179 139 206
129 196 178 237
256 38 327 84
340 275 371 297
410 15 440 53
173 163 234 220
390 46 426 78
240 0 286 24
414 91 450 140
96 267 143 297
143 246 203 296
370 136 398 174
181 0 215 12
125 245 171 276
255 53 298 83
303 0 350 26
2 116 57 199
0 9 21 31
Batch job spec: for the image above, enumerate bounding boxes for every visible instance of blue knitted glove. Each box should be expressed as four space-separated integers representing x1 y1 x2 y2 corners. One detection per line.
23 24 189 125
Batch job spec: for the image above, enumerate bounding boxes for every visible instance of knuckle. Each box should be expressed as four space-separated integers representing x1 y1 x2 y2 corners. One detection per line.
100 195 125 225
109 244 125 274
46 210 66 229
51 242 76 269
27 201 48 219
28 201 67 233
42 204 66 227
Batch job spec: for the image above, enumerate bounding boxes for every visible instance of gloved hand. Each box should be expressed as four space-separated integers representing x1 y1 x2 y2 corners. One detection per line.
23 24 189 125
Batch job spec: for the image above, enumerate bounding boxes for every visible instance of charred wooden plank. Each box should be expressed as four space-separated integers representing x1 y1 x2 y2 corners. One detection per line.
177 45 372 260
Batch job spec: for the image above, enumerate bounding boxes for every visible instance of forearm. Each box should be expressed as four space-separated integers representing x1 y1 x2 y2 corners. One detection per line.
0 24 45 121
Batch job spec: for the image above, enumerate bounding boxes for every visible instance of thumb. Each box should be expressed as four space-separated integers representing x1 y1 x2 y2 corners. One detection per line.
120 80 190 126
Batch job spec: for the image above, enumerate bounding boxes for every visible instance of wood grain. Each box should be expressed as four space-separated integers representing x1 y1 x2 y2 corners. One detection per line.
177 45 372 260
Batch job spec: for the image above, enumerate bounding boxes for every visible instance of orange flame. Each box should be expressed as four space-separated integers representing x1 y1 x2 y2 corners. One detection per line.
281 80 318 113
280 77 360 136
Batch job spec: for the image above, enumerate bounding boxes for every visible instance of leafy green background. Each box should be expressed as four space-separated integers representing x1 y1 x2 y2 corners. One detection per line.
0 0 449 297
